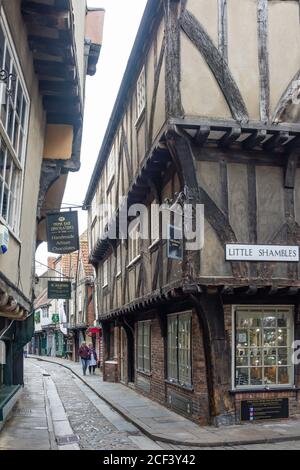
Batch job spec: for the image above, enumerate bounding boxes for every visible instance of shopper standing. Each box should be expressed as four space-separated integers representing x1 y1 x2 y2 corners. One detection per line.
79 342 90 376
88 343 97 375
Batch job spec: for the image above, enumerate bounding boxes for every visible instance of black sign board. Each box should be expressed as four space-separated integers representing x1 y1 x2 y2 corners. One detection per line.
167 225 183 260
46 211 79 254
48 281 71 300
241 398 289 422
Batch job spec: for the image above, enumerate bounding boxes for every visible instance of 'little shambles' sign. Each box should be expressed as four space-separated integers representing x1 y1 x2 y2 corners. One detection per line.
226 245 300 263
48 281 71 300
46 212 79 254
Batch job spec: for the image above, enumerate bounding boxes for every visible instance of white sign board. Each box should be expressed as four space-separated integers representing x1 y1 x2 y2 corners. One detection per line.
226 245 299 263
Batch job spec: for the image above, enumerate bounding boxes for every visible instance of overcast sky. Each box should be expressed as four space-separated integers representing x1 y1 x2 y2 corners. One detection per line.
36 0 147 275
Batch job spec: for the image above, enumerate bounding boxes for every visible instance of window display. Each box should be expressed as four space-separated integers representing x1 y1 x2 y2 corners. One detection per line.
235 307 293 388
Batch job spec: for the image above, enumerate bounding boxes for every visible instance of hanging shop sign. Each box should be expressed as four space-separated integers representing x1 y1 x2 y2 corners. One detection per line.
46 211 79 254
167 225 183 260
241 398 289 422
48 281 71 300
226 245 299 263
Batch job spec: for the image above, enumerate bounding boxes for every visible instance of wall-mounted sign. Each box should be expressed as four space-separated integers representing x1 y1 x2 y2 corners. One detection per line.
48 281 71 300
226 245 299 263
46 211 79 254
241 398 289 422
51 314 60 324
167 225 183 260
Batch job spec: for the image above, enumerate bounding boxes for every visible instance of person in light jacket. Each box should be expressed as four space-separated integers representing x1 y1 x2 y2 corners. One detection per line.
88 344 98 375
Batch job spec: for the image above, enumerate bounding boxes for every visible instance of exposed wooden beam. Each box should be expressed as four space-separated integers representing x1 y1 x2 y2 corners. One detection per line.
263 131 289 151
218 127 241 148
180 9 249 123
34 60 75 80
285 151 299 189
242 129 267 150
218 0 228 63
194 126 210 147
257 0 270 123
39 80 78 97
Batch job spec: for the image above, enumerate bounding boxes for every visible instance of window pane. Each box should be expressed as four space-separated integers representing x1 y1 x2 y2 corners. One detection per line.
5 152 11 185
263 316 277 328
236 329 248 347
263 329 277 347
250 328 261 347
178 315 191 386
2 186 8 219
277 329 287 347
278 367 291 385
236 368 249 386
264 367 276 385
168 317 178 382
250 368 263 386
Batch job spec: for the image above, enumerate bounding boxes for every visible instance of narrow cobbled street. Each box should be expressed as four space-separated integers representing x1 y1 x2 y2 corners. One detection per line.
1 359 300 451
0 360 163 451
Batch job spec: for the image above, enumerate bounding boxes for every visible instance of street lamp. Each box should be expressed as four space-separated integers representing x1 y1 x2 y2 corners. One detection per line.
0 69 16 97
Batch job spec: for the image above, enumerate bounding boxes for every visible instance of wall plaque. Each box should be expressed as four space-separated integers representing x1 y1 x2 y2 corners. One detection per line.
46 211 79 254
226 245 299 262
241 398 289 422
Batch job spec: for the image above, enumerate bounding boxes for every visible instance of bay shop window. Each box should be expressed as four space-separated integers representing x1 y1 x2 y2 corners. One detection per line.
234 307 294 389
0 15 29 235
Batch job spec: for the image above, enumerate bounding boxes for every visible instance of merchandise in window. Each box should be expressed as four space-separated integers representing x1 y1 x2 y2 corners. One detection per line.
235 307 294 389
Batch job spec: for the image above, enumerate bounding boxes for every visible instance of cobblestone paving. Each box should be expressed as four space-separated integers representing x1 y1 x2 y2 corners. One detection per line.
40 362 141 451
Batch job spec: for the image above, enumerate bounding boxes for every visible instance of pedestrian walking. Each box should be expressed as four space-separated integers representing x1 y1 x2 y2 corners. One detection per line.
79 342 90 376
88 343 97 375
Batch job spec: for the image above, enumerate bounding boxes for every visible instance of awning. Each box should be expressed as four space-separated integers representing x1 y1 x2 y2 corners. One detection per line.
87 327 101 336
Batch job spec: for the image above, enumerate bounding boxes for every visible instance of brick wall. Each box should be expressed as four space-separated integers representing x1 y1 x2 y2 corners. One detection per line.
134 311 210 425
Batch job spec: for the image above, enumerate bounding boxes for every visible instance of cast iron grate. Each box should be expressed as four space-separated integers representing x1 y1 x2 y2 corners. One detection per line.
56 435 80 445
13 408 32 416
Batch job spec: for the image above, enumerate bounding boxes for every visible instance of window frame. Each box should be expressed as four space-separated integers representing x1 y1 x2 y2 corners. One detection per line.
0 10 30 237
128 219 141 265
136 66 146 122
232 305 295 391
137 320 151 374
167 311 192 388
102 259 108 288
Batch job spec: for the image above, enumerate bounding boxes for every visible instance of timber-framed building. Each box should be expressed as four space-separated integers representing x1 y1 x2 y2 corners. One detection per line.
85 0 300 426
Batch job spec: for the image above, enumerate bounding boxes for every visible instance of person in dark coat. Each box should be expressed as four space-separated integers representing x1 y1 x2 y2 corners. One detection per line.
79 342 90 376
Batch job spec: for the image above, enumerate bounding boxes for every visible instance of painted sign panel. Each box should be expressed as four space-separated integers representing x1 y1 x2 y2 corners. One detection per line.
226 245 299 262
48 281 71 300
241 398 289 422
46 211 79 254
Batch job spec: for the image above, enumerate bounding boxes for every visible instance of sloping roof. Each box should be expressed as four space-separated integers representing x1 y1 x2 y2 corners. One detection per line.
34 288 50 310
84 0 161 206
